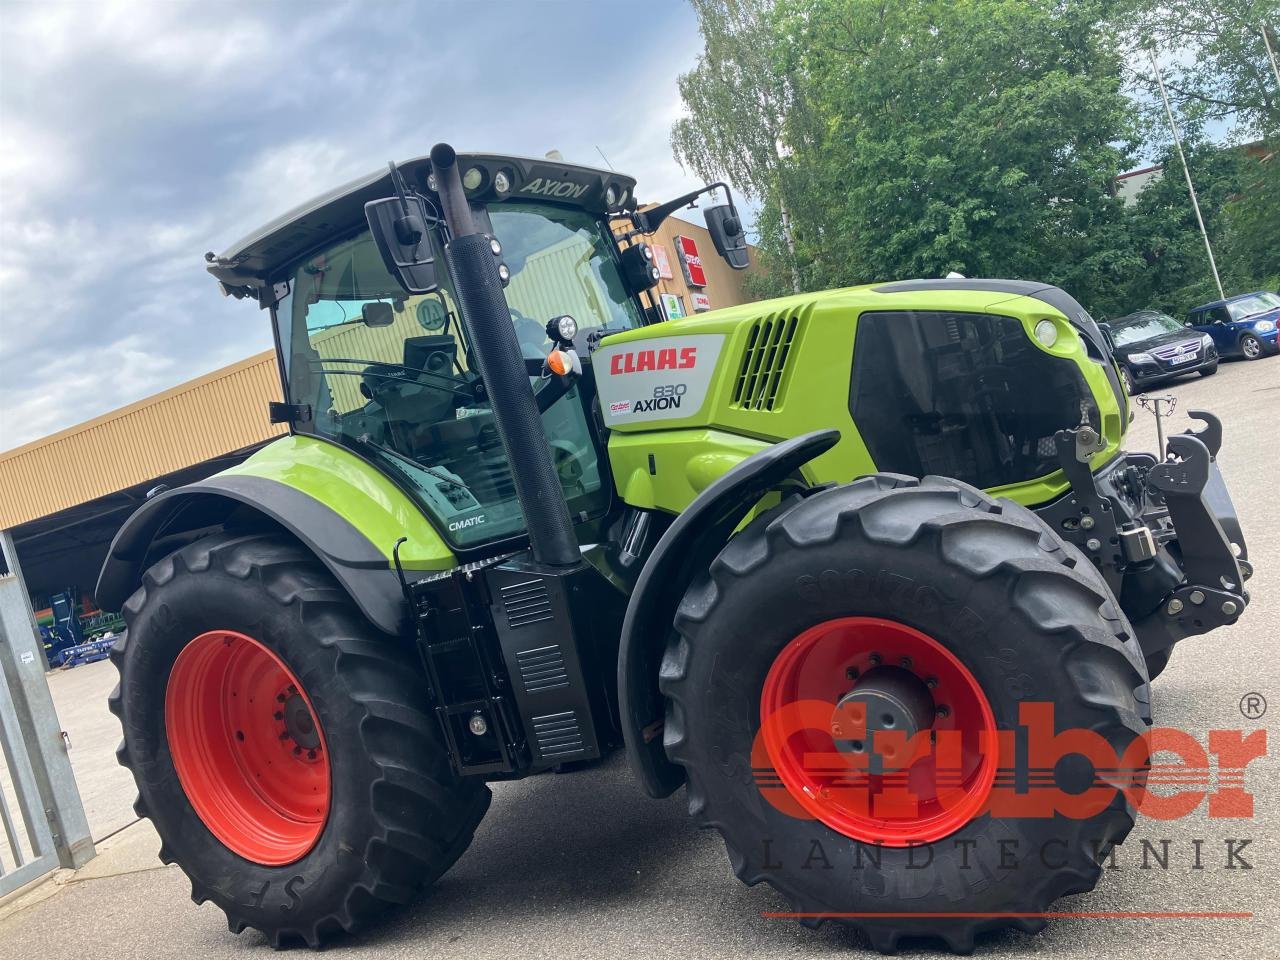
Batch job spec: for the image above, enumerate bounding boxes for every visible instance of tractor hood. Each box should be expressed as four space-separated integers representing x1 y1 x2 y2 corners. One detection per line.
206 152 636 293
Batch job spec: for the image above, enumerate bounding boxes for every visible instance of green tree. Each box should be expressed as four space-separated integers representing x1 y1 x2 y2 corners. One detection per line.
1116 0 1279 143
674 0 1275 313
1222 152 1280 289
771 0 1140 315
671 0 805 292
1119 139 1249 316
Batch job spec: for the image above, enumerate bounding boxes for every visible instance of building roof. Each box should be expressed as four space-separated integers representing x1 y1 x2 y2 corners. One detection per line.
0 352 285 529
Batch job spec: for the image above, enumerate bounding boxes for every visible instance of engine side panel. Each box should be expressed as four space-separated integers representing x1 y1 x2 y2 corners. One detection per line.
595 285 1126 511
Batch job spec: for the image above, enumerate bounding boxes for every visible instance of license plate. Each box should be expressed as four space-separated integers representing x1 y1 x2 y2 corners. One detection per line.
1169 352 1196 365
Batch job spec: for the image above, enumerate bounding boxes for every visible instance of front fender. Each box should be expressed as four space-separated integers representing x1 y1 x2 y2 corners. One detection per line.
617 429 840 798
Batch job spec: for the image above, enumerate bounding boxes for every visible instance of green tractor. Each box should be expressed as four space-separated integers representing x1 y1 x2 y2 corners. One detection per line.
99 144 1252 951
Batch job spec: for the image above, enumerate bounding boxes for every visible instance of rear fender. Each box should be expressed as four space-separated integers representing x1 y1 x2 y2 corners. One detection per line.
97 475 418 637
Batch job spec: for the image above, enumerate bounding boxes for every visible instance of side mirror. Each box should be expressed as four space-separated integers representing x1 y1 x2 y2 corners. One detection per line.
1096 322 1115 350
705 203 749 270
365 194 439 294
361 301 395 327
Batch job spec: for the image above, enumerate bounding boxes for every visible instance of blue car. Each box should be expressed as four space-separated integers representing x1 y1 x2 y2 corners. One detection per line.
1187 291 1280 360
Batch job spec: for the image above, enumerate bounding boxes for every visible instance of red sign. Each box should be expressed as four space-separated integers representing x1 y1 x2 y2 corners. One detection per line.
675 235 707 287
651 244 673 280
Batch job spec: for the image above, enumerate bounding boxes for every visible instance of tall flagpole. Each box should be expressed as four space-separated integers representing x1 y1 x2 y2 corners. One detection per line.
1263 25 1280 89
1149 51 1225 302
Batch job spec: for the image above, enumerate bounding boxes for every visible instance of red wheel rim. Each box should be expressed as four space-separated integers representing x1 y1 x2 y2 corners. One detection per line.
760 617 996 846
165 630 330 865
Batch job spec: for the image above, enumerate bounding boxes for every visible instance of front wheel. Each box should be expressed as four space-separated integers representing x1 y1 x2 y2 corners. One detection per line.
110 533 489 947
1119 366 1134 394
1200 360 1219 377
661 476 1149 953
1240 333 1262 360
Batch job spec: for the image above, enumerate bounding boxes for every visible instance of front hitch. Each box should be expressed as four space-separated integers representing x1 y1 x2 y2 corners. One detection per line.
1049 410 1251 662
1143 419 1251 644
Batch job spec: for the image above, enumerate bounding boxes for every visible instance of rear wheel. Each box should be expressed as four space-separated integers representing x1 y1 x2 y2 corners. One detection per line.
1239 333 1262 360
110 532 489 947
661 476 1149 953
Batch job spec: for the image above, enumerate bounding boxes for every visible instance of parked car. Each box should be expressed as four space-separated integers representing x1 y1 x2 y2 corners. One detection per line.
1101 309 1218 393
1187 291 1280 360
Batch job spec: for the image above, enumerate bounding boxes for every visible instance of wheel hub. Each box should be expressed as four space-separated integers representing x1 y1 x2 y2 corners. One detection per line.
279 689 322 756
833 666 935 772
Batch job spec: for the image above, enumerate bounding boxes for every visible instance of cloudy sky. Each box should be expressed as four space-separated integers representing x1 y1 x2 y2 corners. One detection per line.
0 0 727 451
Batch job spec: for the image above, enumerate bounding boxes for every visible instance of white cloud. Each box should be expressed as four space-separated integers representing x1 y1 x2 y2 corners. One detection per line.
0 0 723 453
0 333 177 449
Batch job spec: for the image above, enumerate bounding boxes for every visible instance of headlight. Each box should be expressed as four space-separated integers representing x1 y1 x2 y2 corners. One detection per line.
1129 352 1154 363
1033 319 1057 347
1200 333 1214 349
1255 319 1276 333
547 314 578 342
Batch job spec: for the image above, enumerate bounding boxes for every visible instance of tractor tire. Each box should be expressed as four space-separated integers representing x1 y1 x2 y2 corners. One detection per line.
661 475 1149 954
1239 333 1263 360
1144 645 1174 680
109 532 489 947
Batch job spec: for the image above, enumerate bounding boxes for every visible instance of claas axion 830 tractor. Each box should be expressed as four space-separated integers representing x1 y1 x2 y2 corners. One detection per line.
99 143 1252 952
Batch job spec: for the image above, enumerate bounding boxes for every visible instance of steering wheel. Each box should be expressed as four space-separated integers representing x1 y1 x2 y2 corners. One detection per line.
510 307 550 359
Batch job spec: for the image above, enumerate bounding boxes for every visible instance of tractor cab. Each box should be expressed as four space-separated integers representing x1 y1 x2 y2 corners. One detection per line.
206 152 743 555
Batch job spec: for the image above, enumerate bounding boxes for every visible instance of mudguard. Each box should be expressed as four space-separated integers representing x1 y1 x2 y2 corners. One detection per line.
97 474 411 636
618 429 840 798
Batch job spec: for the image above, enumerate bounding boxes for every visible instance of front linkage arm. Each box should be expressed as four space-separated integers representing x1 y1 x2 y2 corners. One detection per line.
1047 411 1251 663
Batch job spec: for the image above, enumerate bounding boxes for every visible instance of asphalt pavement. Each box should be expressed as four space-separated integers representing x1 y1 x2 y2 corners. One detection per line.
0 353 1276 959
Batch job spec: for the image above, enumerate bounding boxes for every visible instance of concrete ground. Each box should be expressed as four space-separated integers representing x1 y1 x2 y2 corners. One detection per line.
0 354 1276 959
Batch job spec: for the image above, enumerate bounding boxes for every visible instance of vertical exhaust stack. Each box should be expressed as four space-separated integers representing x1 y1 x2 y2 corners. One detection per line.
429 143 580 567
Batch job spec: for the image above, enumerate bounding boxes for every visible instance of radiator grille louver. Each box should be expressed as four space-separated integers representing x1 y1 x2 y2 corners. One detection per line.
730 314 802 411
500 579 554 629
531 710 586 759
515 644 570 693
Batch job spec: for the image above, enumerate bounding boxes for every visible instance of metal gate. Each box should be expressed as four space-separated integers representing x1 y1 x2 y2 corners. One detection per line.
0 531 94 897
0 667 61 894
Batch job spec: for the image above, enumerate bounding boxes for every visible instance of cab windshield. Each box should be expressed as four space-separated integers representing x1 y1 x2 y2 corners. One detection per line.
274 203 640 550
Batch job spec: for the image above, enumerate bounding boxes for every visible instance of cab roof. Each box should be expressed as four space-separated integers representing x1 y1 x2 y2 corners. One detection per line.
206 151 635 292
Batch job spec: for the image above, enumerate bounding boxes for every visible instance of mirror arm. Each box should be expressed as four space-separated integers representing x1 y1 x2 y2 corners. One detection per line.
634 181 736 234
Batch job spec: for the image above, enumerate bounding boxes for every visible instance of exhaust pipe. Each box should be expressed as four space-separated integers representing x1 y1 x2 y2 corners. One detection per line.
429 143 580 567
